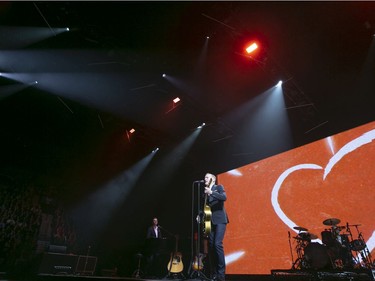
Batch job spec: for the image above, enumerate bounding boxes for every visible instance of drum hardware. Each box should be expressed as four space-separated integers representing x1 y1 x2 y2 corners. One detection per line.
293 226 308 232
323 218 341 226
345 223 374 269
290 230 311 269
304 242 331 269
350 239 366 251
296 232 318 242
308 233 318 240
290 220 374 271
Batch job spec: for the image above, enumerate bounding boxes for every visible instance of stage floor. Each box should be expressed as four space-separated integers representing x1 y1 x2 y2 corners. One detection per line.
1 269 374 281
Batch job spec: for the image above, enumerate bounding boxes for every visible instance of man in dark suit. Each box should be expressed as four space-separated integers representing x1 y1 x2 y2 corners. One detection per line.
204 173 229 281
145 217 163 277
147 217 162 239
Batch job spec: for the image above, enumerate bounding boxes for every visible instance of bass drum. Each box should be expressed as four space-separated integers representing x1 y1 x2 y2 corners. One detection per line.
304 243 330 269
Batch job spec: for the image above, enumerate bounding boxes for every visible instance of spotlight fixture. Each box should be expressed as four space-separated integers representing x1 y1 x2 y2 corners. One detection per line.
277 80 282 87
197 122 206 129
206 36 210 39
173 97 180 104
66 27 70 31
152 147 159 153
245 42 258 54
129 128 135 134
162 73 166 78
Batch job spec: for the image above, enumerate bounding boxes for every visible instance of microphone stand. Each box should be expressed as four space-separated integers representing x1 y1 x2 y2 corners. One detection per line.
189 181 210 281
158 225 174 238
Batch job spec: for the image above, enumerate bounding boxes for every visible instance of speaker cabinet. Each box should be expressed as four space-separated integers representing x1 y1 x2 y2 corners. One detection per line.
39 253 78 274
38 253 97 275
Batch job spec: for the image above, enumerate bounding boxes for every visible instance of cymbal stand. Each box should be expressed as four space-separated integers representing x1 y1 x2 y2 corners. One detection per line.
291 236 307 269
288 232 296 269
353 225 373 269
347 224 373 269
345 223 361 266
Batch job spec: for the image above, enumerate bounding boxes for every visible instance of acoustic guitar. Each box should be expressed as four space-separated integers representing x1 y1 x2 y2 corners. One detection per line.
202 178 212 237
167 235 184 273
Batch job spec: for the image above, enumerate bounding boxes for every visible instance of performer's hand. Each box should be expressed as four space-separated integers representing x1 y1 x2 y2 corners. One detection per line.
204 187 212 195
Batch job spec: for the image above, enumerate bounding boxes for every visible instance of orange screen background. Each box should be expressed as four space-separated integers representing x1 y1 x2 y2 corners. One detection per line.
219 121 375 274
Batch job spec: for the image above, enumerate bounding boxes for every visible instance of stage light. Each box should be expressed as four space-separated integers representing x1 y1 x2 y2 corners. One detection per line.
152 147 159 153
197 122 206 129
162 73 166 78
245 42 258 54
125 128 136 143
66 27 70 31
206 36 210 39
277 80 282 87
173 97 180 104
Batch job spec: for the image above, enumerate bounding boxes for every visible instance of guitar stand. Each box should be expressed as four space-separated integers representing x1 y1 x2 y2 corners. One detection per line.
164 272 185 280
189 270 211 281
132 253 143 278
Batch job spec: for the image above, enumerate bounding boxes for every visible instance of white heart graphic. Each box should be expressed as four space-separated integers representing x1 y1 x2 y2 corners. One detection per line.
271 129 375 253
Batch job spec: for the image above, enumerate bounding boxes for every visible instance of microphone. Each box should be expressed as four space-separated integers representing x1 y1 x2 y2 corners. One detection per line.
194 180 204 183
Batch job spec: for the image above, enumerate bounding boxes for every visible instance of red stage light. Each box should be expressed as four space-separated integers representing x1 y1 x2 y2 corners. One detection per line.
245 42 258 54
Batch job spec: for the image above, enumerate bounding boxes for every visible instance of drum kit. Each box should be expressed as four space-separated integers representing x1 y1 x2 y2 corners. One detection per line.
290 218 374 271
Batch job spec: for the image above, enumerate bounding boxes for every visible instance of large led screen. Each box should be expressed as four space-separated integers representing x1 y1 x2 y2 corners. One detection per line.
219 121 375 274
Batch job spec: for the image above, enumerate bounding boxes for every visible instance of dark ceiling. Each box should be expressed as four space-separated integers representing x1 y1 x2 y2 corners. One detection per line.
0 1 375 267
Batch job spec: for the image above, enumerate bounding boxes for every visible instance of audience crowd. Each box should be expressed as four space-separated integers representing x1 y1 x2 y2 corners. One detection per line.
0 180 77 273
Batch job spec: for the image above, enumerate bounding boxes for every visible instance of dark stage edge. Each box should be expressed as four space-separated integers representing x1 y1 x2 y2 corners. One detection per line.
1 271 374 281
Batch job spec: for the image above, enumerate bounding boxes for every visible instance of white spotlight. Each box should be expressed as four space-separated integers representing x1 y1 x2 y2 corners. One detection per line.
152 147 159 153
34 81 38 84
277 80 282 87
206 36 210 39
197 122 206 129
66 27 70 31
162 73 166 78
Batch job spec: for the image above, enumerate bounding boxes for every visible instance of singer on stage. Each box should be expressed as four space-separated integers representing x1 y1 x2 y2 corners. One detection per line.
203 173 229 281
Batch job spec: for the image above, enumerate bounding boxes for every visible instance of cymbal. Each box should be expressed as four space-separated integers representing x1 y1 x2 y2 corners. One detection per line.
293 226 308 232
323 218 341 226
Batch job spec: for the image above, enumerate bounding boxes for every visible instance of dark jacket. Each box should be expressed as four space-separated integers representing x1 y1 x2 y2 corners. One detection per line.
207 184 229 225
